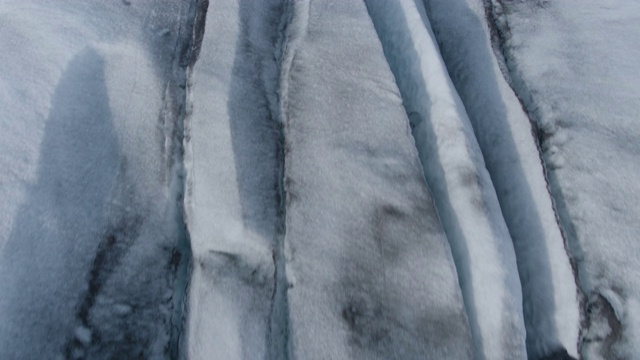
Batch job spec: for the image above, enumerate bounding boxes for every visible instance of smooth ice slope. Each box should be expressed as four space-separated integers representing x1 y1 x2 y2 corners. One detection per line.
420 0 581 357
365 0 526 358
282 0 472 358
493 1 640 358
0 1 197 358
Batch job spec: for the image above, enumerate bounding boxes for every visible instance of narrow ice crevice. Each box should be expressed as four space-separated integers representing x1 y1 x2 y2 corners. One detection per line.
168 0 209 358
365 0 526 358
419 0 581 358
267 0 300 358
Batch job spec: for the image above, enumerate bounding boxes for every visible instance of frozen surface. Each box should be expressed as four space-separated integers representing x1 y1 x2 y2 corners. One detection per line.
2 0 640 358
183 0 283 358
493 0 640 358
365 0 525 358
0 0 196 358
282 0 472 358
421 0 581 357
186 0 473 358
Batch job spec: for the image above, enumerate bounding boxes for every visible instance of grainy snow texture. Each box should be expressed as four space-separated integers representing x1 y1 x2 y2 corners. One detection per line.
282 0 472 358
0 0 197 358
490 0 640 358
2 0 640 359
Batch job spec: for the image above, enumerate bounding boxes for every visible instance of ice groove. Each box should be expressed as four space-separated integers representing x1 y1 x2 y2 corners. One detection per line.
420 0 581 357
268 1 298 358
364 1 527 358
168 0 210 358
483 0 587 353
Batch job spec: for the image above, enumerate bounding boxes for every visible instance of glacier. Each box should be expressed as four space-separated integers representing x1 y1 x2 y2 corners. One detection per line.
1 0 640 359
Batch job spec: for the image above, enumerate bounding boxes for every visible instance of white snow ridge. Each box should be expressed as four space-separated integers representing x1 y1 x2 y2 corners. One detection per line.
1 0 639 359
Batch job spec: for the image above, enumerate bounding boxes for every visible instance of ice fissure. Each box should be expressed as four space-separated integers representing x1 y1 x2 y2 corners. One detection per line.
483 0 584 294
167 0 210 358
268 1 295 359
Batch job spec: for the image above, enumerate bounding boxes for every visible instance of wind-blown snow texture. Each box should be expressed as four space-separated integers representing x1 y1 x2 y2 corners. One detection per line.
2 0 640 359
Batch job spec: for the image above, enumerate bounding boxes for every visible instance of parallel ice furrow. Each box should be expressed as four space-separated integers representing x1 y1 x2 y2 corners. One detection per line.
281 0 472 358
420 0 581 358
487 1 640 358
364 0 526 358
183 0 288 359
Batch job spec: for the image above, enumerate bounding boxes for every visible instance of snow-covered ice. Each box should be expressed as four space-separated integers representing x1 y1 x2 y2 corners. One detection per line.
2 0 640 358
183 0 283 358
185 0 472 358
365 0 526 358
421 0 582 357
491 0 640 358
0 0 197 358
282 1 471 358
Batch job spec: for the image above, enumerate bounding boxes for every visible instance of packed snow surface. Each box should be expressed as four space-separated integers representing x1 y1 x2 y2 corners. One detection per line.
1 0 640 359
